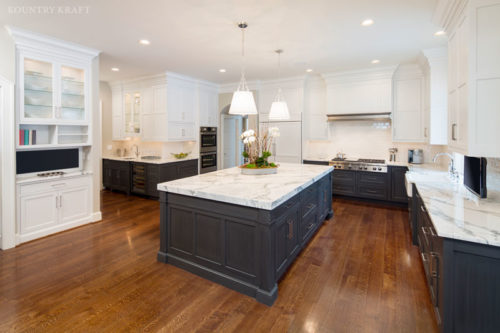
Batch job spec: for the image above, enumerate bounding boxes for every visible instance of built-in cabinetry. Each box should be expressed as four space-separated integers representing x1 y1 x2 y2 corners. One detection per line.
303 75 328 140
392 64 425 142
305 161 408 204
111 74 218 142
258 78 304 164
17 175 92 243
418 47 449 145
10 27 99 246
102 158 198 198
434 0 500 157
9 27 98 150
322 67 395 115
412 184 500 332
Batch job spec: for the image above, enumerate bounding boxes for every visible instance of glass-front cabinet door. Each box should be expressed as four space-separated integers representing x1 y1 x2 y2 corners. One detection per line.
59 65 86 121
21 56 88 124
124 91 141 136
23 58 54 120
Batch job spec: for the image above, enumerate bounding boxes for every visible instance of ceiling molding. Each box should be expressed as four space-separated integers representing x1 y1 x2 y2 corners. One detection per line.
7 25 100 60
322 65 398 85
432 0 468 32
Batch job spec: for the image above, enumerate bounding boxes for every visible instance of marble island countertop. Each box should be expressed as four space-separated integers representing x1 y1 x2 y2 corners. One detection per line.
103 155 198 164
158 163 333 210
406 164 500 247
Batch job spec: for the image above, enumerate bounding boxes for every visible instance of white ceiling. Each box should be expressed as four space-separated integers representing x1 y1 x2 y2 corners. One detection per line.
1 0 446 84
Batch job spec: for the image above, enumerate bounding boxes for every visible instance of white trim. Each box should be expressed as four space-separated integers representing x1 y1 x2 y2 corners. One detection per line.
91 211 102 222
0 75 16 250
322 65 398 84
7 26 100 59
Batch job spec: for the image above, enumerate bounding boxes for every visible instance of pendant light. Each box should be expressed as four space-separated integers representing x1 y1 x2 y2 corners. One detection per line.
229 22 258 115
268 49 290 121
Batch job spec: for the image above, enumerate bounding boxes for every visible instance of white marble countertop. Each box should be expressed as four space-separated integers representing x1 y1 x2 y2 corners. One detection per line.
158 163 333 210
103 155 198 164
406 164 500 247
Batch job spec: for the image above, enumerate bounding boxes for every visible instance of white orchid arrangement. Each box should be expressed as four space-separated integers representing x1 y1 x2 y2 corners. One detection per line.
240 127 280 168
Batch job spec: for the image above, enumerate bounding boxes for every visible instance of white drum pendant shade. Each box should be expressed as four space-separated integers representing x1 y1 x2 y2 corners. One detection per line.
268 50 290 120
269 100 290 120
230 90 257 115
229 21 258 116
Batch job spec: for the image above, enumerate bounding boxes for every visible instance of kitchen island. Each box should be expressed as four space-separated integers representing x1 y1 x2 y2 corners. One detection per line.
157 163 333 305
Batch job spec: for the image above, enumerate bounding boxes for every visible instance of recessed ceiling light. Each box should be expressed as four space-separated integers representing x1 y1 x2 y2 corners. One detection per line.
139 39 151 45
371 59 380 64
361 19 374 26
111 67 120 72
434 30 446 36
219 69 226 73
306 69 313 73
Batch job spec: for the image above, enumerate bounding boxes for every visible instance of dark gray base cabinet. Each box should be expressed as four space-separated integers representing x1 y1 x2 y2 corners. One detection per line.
413 184 500 333
157 172 333 306
103 159 198 198
103 159 131 194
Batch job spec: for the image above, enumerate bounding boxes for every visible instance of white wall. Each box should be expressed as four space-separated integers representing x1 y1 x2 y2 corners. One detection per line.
304 120 447 163
0 28 16 249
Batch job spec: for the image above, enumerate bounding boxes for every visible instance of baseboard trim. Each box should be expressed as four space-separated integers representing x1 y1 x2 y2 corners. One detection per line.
91 211 102 222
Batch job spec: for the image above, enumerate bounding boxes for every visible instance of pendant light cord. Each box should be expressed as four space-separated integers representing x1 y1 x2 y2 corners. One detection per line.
239 25 248 91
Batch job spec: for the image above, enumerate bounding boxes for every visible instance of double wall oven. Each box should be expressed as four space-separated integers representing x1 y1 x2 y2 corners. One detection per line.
200 127 217 174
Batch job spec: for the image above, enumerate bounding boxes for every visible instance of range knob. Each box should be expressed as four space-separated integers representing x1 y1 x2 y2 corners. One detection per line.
364 167 368 170
348 166 352 169
378 167 382 171
373 167 376 171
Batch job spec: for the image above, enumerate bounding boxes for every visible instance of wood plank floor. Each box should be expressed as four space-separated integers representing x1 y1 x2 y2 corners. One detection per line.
0 191 438 332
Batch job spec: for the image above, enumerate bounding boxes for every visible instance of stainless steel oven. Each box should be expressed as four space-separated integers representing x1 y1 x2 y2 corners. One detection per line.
200 151 217 174
200 127 217 153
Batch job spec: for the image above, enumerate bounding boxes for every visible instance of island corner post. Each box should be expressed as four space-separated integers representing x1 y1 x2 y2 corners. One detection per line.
157 168 333 306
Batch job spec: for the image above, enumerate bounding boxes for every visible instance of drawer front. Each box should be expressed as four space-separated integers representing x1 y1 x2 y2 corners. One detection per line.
357 183 387 200
19 176 90 196
300 210 318 242
301 195 318 219
333 182 356 196
357 172 387 185
332 170 356 182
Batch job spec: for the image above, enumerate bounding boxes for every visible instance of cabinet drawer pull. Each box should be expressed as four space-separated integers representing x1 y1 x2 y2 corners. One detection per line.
420 205 426 213
307 223 314 231
55 196 59 208
287 220 293 239
452 123 457 141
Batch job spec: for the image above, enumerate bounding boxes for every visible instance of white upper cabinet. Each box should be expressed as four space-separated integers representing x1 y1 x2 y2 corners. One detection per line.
392 65 425 142
322 67 396 115
303 75 328 140
111 73 217 142
198 83 219 127
419 47 449 145
10 26 99 150
435 0 500 157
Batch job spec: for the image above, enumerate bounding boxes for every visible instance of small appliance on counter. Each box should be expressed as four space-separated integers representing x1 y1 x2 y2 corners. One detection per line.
408 149 423 164
389 147 398 162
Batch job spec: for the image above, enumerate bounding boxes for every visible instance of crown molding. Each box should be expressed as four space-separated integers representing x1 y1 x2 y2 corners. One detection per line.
321 65 398 85
7 25 100 60
432 0 468 32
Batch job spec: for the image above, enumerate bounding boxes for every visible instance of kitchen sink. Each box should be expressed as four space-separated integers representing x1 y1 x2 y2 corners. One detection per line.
141 156 161 160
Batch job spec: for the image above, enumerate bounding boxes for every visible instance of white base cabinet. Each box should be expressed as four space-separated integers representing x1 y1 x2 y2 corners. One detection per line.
17 174 92 244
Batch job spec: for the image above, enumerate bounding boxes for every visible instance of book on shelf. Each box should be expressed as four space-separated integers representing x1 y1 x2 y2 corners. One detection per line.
19 129 37 146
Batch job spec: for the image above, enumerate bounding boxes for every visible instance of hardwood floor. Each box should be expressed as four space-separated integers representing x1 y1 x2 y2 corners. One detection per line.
0 191 438 332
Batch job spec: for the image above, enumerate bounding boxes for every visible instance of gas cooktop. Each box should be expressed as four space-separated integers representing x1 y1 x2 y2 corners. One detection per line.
329 158 387 173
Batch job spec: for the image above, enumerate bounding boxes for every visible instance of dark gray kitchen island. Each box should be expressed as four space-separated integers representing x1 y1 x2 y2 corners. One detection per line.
157 163 333 305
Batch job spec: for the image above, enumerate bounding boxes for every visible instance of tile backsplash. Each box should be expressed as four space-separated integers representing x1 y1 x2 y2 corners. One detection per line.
304 121 447 164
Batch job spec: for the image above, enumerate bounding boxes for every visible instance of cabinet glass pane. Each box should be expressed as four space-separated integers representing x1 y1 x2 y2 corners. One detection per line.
24 58 53 119
124 92 141 134
60 66 85 120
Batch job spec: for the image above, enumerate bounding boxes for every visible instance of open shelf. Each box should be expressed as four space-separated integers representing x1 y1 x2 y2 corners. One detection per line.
18 124 56 147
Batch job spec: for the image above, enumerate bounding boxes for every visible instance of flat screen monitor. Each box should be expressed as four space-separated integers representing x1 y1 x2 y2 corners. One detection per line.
463 156 487 198
16 148 80 175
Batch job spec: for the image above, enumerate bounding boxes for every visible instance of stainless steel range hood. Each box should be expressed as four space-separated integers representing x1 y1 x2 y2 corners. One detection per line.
327 112 392 121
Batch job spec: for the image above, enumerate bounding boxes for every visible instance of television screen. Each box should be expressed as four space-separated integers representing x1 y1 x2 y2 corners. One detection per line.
16 148 80 174
463 156 487 198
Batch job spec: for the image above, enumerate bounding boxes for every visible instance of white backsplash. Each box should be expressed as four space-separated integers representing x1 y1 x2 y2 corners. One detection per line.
304 120 447 163
105 138 197 159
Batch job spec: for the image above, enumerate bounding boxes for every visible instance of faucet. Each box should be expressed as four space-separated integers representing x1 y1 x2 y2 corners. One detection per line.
433 152 458 179
131 144 140 158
